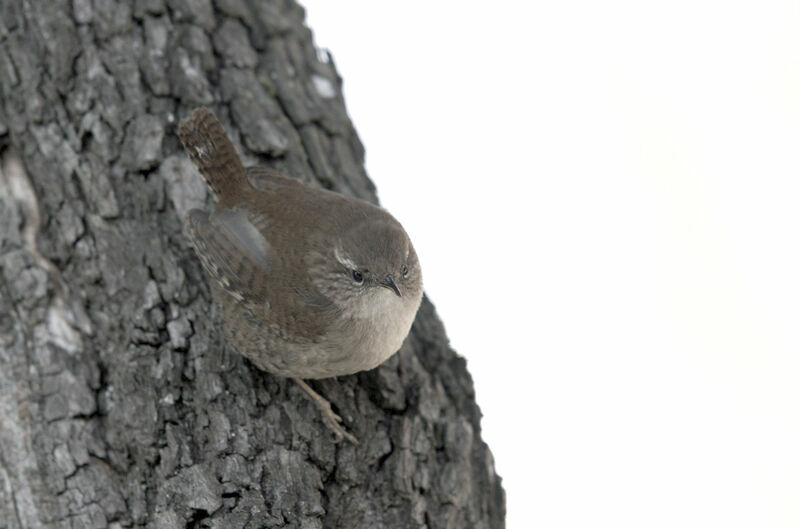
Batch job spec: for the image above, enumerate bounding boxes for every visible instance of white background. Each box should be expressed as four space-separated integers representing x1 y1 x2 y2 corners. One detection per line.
301 2 800 528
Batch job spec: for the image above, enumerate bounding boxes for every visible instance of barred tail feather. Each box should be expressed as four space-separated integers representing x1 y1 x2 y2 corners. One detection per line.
177 107 248 199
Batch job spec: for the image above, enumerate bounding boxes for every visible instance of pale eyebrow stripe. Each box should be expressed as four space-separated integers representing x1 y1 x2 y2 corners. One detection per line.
333 246 357 270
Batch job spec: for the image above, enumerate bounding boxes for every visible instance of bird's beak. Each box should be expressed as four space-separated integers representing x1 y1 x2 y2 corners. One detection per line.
382 274 402 297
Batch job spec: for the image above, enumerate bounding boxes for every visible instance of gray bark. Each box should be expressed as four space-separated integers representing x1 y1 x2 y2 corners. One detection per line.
0 1 505 528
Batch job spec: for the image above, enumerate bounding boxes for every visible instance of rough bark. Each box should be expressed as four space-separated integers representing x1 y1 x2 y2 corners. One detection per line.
0 1 505 528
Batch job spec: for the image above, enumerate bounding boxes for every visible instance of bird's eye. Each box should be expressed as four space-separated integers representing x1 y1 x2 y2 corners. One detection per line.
401 265 409 278
351 269 364 283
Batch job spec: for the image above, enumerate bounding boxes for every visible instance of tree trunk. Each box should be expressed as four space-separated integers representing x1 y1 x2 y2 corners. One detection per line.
0 1 505 528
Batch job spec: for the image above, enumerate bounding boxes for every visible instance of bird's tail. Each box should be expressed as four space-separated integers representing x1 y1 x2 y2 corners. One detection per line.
177 107 248 200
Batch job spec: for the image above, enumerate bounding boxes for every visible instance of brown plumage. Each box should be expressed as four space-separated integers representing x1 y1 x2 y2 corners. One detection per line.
178 107 423 443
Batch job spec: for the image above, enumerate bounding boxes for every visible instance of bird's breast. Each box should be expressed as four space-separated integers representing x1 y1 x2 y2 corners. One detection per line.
329 292 419 373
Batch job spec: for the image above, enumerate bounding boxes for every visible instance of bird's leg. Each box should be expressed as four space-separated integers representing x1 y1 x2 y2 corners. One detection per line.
292 378 358 445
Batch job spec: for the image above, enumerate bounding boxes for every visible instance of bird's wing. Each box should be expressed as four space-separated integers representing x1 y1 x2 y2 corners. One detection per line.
186 206 335 328
185 207 271 308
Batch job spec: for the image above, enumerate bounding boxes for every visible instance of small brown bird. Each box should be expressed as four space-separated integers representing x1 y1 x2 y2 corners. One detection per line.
177 107 423 443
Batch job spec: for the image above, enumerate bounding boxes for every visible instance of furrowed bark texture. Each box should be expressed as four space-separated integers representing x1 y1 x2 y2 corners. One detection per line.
0 1 505 528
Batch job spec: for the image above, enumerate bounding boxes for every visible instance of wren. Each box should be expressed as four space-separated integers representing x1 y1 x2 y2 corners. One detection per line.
178 107 423 443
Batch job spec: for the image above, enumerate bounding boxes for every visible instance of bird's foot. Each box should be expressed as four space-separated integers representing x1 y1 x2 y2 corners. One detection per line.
292 378 359 445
